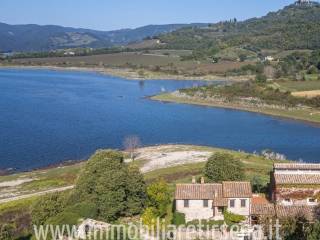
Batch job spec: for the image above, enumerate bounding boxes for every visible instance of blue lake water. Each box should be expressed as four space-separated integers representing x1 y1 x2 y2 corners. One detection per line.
1 68 320 171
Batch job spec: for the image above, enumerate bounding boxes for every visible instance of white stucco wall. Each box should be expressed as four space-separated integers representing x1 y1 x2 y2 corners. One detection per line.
176 200 213 222
227 198 251 217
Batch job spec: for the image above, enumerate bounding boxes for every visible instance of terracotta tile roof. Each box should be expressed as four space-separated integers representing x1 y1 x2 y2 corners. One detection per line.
222 182 252 198
251 203 319 221
274 173 320 185
175 181 252 200
274 163 320 171
175 184 222 200
252 195 269 205
212 197 228 207
251 203 275 216
276 205 318 222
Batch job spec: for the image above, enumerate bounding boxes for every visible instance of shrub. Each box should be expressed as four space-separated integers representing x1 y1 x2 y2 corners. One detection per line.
223 211 246 224
172 212 186 226
146 179 171 218
141 207 158 228
31 192 67 226
204 152 245 182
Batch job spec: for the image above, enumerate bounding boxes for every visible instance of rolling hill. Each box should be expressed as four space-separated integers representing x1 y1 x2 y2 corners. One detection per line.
0 23 206 52
159 1 320 51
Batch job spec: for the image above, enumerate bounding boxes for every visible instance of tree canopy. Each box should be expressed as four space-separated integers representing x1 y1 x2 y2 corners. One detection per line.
204 152 245 182
71 150 147 222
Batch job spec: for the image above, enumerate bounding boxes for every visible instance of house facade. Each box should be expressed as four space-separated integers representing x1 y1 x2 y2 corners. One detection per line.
175 178 252 222
271 163 320 206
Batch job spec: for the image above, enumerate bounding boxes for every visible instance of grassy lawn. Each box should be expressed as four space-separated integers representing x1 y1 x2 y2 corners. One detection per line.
0 163 84 197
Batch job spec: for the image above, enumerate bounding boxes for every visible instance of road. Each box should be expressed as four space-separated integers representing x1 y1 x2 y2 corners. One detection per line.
0 185 74 204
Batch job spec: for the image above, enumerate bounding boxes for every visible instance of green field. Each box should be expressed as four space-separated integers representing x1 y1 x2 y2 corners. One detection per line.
276 80 320 92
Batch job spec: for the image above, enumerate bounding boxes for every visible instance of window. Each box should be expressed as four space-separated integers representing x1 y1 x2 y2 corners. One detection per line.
230 199 235 208
218 207 224 214
203 200 209 208
241 199 247 208
184 200 189 208
308 198 316 204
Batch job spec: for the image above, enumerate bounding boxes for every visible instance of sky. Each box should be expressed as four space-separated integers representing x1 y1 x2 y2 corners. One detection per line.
0 0 297 31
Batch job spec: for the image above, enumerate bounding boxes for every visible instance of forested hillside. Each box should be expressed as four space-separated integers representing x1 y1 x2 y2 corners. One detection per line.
159 2 320 51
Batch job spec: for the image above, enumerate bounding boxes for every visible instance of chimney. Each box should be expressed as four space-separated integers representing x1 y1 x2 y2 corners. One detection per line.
213 190 218 198
192 176 196 184
201 177 205 184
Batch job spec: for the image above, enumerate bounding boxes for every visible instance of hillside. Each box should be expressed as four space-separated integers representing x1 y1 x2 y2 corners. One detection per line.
0 23 206 52
159 2 320 51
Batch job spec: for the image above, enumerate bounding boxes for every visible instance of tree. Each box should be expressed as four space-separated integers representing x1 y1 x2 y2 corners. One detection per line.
125 165 147 216
204 152 245 182
281 215 310 240
71 150 147 222
146 179 171 218
123 135 141 161
0 224 15 240
251 175 266 193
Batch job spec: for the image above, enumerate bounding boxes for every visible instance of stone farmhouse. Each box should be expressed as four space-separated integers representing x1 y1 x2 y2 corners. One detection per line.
271 163 320 206
175 163 320 223
175 177 252 222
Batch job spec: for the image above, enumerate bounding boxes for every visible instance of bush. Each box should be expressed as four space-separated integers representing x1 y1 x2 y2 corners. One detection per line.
146 179 171 218
141 207 158 228
204 152 245 182
172 212 186 226
223 211 246 224
31 192 67 226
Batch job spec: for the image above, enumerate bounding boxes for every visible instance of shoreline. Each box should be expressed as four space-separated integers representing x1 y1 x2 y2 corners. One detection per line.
151 93 320 126
0 64 251 82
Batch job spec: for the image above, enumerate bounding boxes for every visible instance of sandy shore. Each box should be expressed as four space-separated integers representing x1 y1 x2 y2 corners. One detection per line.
0 64 251 81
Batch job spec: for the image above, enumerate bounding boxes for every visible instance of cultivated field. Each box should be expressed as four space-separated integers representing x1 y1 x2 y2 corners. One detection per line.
8 51 251 75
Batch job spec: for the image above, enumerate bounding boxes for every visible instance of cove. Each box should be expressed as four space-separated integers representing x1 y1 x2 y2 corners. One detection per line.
1 68 320 171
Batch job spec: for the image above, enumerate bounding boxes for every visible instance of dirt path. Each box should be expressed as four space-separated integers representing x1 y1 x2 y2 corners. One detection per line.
0 185 74 204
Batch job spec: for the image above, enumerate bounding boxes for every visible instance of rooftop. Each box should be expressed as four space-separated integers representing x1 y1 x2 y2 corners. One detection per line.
274 173 320 185
175 181 252 200
274 163 320 171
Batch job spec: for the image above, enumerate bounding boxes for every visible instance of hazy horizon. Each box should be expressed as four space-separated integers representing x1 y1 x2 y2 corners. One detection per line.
0 0 297 31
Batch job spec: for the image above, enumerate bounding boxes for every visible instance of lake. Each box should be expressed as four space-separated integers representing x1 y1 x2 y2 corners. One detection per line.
1 68 320 171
